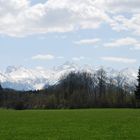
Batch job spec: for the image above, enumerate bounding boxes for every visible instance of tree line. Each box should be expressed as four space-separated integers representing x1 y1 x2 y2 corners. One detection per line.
0 67 140 110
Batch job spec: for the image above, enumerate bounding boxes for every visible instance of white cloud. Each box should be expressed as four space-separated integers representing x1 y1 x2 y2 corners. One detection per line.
134 44 140 50
75 38 100 45
72 56 86 61
57 56 64 59
98 0 140 14
32 54 55 60
0 0 110 37
101 56 137 64
35 66 44 70
0 0 29 12
96 0 140 35
110 14 140 35
0 0 140 37
104 37 140 49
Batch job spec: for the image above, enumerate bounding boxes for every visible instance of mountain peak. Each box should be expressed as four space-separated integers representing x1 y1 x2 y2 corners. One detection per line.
5 65 24 73
54 61 78 71
0 63 137 91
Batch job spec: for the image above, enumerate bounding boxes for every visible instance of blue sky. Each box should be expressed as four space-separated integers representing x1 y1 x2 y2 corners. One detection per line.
0 0 140 70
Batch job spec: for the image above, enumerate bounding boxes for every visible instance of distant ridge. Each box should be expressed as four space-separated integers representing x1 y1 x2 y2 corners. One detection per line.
0 62 137 91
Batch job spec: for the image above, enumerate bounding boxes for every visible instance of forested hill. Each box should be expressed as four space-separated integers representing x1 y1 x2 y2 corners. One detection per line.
0 69 138 109
0 62 137 91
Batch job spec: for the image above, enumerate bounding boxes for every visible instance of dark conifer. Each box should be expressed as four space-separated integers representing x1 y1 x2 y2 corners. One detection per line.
0 84 2 91
135 67 140 100
135 67 140 107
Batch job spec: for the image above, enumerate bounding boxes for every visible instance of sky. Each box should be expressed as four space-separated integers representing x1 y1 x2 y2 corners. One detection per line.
0 0 140 70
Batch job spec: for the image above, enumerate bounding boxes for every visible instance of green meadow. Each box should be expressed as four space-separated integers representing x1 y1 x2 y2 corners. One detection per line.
0 109 140 140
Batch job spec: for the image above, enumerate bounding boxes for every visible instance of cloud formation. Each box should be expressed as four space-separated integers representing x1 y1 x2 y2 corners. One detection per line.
0 0 139 37
32 54 55 60
0 0 108 36
99 0 140 13
75 38 101 45
72 56 86 61
101 56 137 64
110 14 140 35
104 37 140 50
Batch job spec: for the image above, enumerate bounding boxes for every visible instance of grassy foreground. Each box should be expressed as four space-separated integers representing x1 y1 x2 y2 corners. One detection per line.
0 109 140 140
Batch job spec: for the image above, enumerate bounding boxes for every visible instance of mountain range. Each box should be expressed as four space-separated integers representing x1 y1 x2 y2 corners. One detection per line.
0 62 137 91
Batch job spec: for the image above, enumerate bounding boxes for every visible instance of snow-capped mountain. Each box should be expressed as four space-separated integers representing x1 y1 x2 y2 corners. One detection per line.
0 62 137 91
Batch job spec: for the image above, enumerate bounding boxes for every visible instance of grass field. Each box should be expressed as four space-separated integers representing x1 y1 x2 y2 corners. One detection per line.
0 109 140 140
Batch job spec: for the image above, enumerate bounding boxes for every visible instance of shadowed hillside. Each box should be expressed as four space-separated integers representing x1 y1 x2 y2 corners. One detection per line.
0 67 139 109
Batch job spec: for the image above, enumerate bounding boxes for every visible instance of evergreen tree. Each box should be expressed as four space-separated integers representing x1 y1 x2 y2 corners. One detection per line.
0 84 2 91
135 67 140 100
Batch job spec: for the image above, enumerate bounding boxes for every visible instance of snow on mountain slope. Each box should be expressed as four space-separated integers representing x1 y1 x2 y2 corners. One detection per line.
0 62 137 91
2 66 54 90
